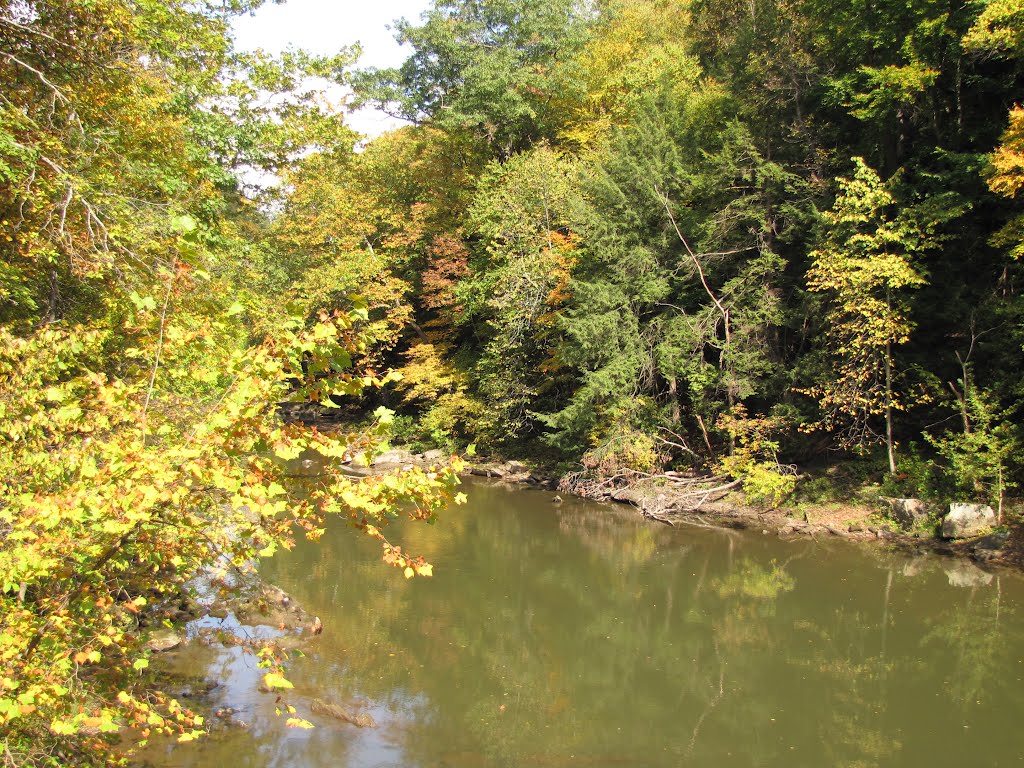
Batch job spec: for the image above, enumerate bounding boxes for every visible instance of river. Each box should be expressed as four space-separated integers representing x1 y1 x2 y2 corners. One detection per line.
137 476 1024 767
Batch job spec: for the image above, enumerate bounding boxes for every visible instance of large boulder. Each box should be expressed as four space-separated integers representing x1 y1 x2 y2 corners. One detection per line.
469 464 506 477
882 497 930 529
941 503 996 539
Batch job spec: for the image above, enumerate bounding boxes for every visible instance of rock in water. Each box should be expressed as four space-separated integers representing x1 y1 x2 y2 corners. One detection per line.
311 698 376 728
145 628 183 652
941 503 996 539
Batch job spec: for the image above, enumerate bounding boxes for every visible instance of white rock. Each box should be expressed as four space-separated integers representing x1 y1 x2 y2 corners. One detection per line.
941 503 996 539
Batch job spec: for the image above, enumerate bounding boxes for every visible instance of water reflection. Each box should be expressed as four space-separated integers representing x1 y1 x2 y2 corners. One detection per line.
137 477 1024 768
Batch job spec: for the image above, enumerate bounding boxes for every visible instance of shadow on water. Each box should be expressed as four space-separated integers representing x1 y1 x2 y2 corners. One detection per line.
136 476 1024 768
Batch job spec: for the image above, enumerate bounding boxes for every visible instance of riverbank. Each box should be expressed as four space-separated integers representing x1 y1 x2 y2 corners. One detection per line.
363 447 1024 574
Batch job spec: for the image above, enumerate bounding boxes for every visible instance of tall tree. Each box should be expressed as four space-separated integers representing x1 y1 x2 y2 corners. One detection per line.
354 0 594 158
803 158 926 474
543 81 809 463
460 144 581 445
554 0 698 150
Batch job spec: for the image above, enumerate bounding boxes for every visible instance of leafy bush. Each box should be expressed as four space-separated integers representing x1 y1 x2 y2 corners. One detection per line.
581 429 663 476
878 443 946 500
927 385 1019 513
717 406 796 507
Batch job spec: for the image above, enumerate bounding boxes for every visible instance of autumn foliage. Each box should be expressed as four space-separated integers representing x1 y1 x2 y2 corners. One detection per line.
0 2 463 765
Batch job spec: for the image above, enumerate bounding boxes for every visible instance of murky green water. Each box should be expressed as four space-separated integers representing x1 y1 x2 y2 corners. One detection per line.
139 477 1024 767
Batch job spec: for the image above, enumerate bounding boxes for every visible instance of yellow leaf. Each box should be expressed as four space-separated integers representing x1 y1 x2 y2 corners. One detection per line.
403 567 415 579
258 542 277 557
262 672 293 690
415 563 433 577
49 718 78 735
286 717 315 729
44 387 65 403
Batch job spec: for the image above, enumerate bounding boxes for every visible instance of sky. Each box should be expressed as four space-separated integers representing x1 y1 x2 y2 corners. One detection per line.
231 0 432 137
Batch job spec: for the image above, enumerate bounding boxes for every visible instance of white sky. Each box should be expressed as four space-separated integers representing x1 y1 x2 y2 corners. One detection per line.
231 0 432 137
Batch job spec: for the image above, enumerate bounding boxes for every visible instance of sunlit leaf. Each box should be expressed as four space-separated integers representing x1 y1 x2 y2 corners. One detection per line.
262 672 294 690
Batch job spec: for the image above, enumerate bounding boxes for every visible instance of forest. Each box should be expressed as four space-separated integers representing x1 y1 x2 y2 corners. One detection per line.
1 0 1023 764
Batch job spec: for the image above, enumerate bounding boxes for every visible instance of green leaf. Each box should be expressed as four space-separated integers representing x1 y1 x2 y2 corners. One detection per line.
170 214 197 234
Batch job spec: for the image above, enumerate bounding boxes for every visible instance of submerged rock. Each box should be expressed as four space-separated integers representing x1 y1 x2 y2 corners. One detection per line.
942 503 996 539
145 628 184 652
311 698 376 728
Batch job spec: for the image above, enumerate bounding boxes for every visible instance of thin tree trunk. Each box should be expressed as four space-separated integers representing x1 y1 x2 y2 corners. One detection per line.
43 264 60 324
885 340 896 475
658 188 735 454
668 376 681 425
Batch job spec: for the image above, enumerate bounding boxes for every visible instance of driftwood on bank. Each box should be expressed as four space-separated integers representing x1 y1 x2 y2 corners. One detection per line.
558 469 744 524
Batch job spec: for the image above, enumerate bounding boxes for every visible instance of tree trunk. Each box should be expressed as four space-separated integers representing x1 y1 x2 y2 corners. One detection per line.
885 340 896 475
668 376 681 425
43 264 60 325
